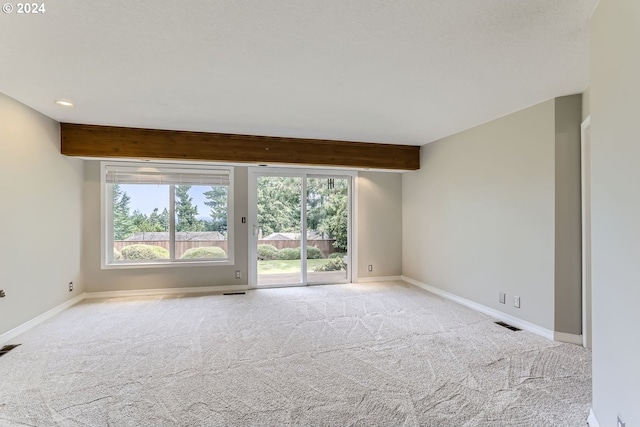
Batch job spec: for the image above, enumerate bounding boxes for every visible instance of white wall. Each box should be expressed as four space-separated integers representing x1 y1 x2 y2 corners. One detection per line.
402 100 557 330
357 172 403 279
402 97 583 334
590 1 640 425
0 92 84 336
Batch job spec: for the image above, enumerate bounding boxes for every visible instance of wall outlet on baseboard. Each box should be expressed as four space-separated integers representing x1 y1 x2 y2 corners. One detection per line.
513 296 520 308
68 282 73 292
499 292 506 304
235 270 241 279
368 265 373 272
617 414 625 427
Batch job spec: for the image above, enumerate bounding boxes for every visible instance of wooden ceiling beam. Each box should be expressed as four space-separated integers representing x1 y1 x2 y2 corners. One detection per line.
60 123 420 170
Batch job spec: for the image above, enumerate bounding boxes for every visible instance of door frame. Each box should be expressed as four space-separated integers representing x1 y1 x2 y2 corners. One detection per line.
581 116 592 349
247 167 356 289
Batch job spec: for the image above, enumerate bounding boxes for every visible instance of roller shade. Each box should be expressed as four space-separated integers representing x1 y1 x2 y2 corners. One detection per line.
105 166 230 186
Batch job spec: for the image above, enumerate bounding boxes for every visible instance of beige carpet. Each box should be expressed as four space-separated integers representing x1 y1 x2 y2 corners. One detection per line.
0 281 591 426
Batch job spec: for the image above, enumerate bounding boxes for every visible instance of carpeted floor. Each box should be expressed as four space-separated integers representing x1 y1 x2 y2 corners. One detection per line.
0 281 591 426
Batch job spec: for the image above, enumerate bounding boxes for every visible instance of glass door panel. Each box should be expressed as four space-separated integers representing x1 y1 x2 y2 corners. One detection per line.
256 176 303 286
306 177 350 284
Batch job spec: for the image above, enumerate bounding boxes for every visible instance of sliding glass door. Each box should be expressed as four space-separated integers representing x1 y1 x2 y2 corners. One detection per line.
249 169 353 288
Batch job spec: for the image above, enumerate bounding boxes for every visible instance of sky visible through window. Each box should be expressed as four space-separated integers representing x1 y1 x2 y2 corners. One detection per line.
122 184 210 220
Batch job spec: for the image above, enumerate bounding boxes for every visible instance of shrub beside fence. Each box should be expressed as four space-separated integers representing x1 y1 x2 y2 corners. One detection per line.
259 240 337 257
113 240 228 256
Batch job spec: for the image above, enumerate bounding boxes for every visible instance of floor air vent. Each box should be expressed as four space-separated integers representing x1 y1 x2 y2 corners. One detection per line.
0 344 21 357
223 292 246 296
495 321 521 332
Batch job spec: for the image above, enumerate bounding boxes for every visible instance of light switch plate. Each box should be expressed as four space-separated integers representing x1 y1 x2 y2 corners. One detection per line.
499 292 506 304
513 296 520 308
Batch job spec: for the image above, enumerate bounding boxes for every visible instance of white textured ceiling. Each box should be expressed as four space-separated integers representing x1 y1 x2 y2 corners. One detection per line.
0 0 597 145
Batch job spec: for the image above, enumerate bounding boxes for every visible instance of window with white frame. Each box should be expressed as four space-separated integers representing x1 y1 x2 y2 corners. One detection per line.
102 162 234 267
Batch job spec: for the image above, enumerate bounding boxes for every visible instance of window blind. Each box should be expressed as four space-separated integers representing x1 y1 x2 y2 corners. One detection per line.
105 166 231 186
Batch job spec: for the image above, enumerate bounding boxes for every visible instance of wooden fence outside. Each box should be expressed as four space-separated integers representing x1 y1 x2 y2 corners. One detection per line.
113 239 338 257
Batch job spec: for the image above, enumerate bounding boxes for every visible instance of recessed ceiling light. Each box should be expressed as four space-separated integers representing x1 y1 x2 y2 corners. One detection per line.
55 100 75 107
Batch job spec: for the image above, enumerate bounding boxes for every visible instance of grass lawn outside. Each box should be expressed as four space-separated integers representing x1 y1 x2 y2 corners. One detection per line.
258 258 336 274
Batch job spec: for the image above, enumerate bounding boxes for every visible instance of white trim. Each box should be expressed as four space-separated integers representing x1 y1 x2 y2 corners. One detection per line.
581 116 592 349
248 171 258 287
401 276 555 340
0 294 87 346
357 276 403 283
101 161 109 268
84 284 249 299
169 181 176 260
348 175 354 284
352 173 359 283
301 177 308 281
587 408 600 427
554 331 584 345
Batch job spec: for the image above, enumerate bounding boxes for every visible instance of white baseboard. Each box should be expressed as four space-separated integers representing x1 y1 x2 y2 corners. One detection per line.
554 331 584 345
356 276 403 283
0 293 86 346
401 276 555 341
587 408 600 427
84 284 249 299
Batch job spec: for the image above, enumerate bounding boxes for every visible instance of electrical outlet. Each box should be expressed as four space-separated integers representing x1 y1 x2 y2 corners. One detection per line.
0 289 5 298
499 292 506 304
68 282 73 292
513 296 520 308
617 414 625 427
368 265 373 272
235 270 241 279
